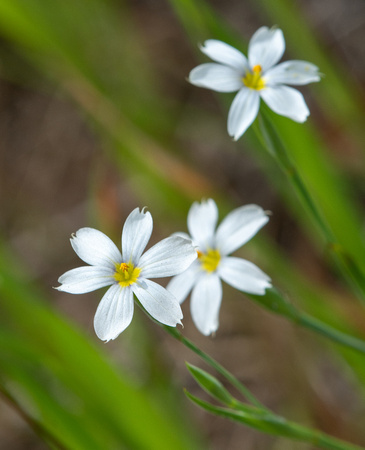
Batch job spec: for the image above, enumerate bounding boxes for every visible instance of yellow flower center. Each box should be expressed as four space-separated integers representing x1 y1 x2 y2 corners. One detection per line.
114 262 141 287
242 64 265 90
198 249 221 273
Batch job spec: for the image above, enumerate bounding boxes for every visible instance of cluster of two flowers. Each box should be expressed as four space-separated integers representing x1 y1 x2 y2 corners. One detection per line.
57 200 271 341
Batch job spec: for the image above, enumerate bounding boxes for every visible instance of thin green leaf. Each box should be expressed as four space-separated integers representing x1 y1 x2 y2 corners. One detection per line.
184 390 364 450
186 363 236 407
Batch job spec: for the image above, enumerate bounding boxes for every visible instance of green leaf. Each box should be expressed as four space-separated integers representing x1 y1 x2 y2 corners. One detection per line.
184 390 364 450
185 363 235 406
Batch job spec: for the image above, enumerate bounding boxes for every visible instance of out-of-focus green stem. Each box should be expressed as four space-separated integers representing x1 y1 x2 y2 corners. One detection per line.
249 288 365 355
296 313 365 353
254 111 365 303
163 325 268 410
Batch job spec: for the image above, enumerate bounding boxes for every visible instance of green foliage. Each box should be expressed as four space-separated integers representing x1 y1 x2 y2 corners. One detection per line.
0 0 365 448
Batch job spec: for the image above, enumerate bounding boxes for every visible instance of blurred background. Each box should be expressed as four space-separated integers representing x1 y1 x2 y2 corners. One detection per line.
0 0 365 448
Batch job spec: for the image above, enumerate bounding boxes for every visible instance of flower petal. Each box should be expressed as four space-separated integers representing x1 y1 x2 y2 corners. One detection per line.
56 266 115 294
189 63 243 92
70 228 122 269
264 60 320 86
187 199 218 251
219 256 271 295
139 236 197 279
190 274 222 336
133 279 183 327
166 261 202 304
227 88 260 140
122 208 153 265
260 85 309 122
215 204 269 256
172 231 192 241
248 27 285 72
94 284 134 341
200 39 249 71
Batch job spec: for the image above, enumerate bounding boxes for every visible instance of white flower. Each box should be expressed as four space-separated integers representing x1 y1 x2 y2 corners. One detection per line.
56 208 197 341
167 199 271 336
189 26 320 140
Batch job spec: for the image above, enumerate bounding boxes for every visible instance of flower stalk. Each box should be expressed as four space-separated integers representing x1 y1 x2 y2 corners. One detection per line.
248 287 365 355
254 110 365 303
163 325 267 410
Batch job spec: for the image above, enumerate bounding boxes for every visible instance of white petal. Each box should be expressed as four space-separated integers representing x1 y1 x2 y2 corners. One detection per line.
200 39 249 71
189 63 243 93
219 257 271 295
227 88 260 140
94 284 134 341
133 279 183 327
122 208 153 265
190 274 222 336
172 231 192 241
215 204 269 256
57 266 115 294
70 228 122 269
248 27 285 72
166 261 202 304
265 60 320 86
139 236 197 279
260 85 309 122
187 199 218 251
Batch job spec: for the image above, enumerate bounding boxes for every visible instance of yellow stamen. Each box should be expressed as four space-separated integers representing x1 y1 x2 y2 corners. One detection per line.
199 249 221 273
197 250 203 259
242 65 265 90
114 262 141 287
120 263 129 272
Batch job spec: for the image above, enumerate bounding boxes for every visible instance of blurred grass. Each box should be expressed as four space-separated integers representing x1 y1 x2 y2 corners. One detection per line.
0 0 365 447
0 240 201 449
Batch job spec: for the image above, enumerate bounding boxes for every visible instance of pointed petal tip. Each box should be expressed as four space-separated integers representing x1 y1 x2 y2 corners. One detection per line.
132 206 151 218
97 334 113 343
255 281 273 296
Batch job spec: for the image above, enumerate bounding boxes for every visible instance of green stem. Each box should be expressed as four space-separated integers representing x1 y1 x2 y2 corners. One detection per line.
254 111 365 303
163 325 268 410
297 313 365 353
249 288 365 355
187 389 364 450
238 411 364 450
247 411 364 450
